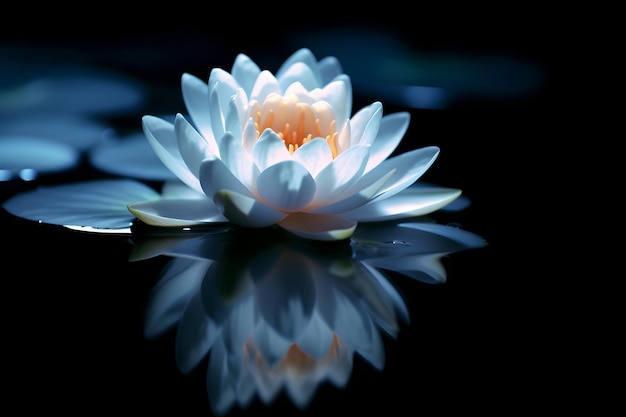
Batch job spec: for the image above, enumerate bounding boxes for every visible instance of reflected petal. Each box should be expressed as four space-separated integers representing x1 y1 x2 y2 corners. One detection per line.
135 218 486 415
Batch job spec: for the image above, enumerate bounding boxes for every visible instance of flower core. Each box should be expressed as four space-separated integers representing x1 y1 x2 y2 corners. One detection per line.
244 335 343 374
252 93 339 157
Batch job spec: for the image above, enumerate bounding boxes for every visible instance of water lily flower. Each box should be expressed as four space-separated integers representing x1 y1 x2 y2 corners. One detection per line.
129 48 462 241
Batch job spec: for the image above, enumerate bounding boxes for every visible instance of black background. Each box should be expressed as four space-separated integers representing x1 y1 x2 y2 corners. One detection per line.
2 9 557 416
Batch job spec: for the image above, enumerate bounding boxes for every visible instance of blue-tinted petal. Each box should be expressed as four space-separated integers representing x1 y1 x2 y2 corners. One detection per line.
214 189 287 228
256 161 316 211
347 185 462 222
128 198 227 227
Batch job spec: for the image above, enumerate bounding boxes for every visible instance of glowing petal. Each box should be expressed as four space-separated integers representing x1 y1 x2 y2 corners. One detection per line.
214 190 288 227
128 198 228 227
256 161 316 212
199 153 254 199
365 112 411 172
347 185 462 221
181 72 212 138
142 115 201 192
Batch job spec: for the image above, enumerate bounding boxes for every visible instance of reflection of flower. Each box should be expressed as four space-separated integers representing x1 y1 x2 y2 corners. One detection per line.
133 220 486 414
128 48 462 241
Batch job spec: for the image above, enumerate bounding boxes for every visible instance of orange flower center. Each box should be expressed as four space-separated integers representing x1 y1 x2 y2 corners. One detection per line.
253 93 339 158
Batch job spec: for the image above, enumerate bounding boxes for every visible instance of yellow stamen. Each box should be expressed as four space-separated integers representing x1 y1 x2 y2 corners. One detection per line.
253 93 340 158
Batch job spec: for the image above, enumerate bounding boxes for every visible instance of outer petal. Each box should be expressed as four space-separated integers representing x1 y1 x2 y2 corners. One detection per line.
349 102 382 148
142 115 201 192
278 213 356 241
361 146 440 202
307 170 394 215
175 113 218 178
345 185 462 222
199 152 254 199
208 67 241 103
231 53 261 96
214 189 288 227
312 144 369 205
365 112 410 172
256 160 316 212
181 72 212 138
128 198 228 227
218 132 258 188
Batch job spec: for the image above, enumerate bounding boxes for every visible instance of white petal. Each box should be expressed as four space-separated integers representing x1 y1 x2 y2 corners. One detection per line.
208 67 240 100
214 189 287 227
363 146 440 201
2 179 159 232
365 112 410 172
128 198 227 226
277 61 319 91
276 48 320 84
181 72 212 138
224 94 243 136
312 144 369 205
317 55 345 84
142 115 201 192
252 129 291 170
241 116 258 153
308 170 394 214
218 132 258 188
249 70 281 102
174 113 218 178
346 185 462 221
349 102 382 147
291 138 333 177
231 53 261 96
256 160 316 211
199 152 253 199
311 79 351 125
208 83 227 143
278 213 356 241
